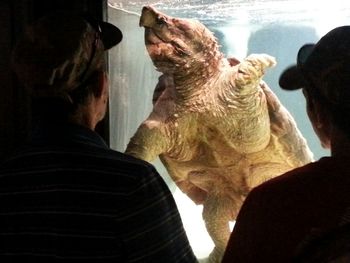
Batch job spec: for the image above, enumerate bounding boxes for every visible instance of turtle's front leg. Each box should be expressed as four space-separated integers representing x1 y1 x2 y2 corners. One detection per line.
125 121 168 162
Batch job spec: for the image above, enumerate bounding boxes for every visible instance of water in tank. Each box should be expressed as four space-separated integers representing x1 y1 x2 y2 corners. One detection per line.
106 0 350 260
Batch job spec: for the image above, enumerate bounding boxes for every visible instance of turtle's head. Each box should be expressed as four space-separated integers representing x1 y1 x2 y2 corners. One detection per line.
140 6 222 75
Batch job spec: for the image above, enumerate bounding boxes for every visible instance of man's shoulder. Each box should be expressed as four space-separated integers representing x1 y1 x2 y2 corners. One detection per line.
1 145 158 179
244 156 347 212
242 160 325 210
0 145 167 198
253 159 323 194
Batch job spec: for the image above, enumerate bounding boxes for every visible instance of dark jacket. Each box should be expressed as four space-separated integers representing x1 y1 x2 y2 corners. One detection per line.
0 123 197 262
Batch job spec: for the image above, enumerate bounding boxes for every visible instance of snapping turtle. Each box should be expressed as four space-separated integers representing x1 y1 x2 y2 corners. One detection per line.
125 6 313 262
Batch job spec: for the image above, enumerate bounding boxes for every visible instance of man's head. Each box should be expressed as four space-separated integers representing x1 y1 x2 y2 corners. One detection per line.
11 13 122 122
279 26 350 138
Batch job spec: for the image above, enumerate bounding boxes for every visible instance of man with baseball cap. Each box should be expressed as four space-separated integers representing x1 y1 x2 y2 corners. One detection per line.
222 26 350 262
0 13 197 262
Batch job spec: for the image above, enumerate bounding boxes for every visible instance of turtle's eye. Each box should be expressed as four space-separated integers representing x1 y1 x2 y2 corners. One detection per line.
156 16 166 25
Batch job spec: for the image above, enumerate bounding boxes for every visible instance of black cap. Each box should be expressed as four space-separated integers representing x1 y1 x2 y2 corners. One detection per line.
278 44 315 90
83 14 123 50
11 13 123 101
279 26 350 107
99 21 123 49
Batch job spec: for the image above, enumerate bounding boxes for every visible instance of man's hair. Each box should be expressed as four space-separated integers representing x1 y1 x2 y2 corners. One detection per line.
11 12 121 120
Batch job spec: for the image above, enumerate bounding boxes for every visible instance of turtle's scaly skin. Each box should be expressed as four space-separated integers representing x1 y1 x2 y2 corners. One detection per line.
126 6 314 262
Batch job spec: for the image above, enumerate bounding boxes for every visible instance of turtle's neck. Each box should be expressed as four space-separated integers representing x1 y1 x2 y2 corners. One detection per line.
172 56 228 108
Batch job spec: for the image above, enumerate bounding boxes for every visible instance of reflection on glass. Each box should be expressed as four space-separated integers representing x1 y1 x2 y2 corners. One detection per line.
107 0 349 259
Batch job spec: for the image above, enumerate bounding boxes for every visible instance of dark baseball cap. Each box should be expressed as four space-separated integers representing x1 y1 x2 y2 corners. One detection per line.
11 13 122 101
279 26 350 107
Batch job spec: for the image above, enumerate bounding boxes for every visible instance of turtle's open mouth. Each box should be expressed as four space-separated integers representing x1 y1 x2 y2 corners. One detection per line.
144 28 173 58
140 5 193 61
145 28 168 45
145 28 190 59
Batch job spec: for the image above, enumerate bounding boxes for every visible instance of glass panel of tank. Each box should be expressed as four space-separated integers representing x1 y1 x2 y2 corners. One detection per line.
107 0 350 260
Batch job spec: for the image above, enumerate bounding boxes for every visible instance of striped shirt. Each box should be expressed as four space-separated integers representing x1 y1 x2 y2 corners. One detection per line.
0 123 197 263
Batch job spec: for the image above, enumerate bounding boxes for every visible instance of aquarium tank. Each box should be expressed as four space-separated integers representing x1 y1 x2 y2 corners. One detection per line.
106 0 349 260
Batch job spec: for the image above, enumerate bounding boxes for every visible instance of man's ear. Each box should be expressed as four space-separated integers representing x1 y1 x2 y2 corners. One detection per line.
307 96 332 149
91 71 107 98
